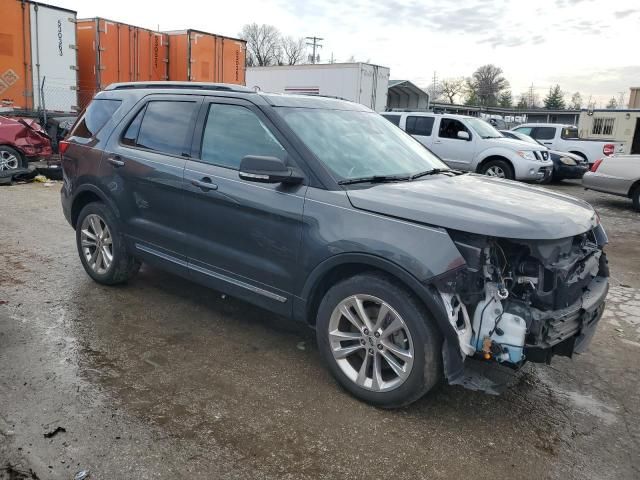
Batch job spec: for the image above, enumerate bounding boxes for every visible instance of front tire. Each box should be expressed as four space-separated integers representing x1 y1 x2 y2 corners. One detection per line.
75 202 140 285
480 159 514 180
316 273 442 408
0 146 26 171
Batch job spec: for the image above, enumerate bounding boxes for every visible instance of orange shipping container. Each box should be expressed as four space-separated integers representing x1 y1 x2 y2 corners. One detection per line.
77 18 168 106
166 30 245 85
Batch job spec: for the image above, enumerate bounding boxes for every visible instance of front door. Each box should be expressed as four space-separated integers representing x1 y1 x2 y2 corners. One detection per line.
429 118 475 170
102 95 202 271
182 98 307 314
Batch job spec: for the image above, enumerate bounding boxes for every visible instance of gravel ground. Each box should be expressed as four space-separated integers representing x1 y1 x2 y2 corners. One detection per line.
1 179 639 479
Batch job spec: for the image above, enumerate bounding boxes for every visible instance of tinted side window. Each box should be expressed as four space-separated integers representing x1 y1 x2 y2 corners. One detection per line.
438 119 468 139
406 116 434 136
71 99 122 139
381 114 401 126
532 127 555 140
200 104 285 170
121 105 146 147
134 101 199 156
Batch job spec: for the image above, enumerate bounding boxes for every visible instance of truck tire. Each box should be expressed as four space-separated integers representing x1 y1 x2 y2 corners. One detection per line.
76 202 141 285
632 186 640 211
480 159 514 180
316 272 442 408
0 146 26 171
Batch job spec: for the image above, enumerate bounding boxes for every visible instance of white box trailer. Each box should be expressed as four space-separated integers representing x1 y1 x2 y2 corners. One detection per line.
29 2 78 112
246 63 390 112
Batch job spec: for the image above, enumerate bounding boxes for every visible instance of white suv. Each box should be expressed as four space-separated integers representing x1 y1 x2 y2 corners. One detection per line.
382 112 552 181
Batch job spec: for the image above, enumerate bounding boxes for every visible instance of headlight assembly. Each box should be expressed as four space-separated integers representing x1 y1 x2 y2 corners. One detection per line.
559 156 577 166
517 150 537 161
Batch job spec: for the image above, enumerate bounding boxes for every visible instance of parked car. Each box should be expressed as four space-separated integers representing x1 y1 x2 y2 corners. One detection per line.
0 116 52 172
61 83 609 407
583 155 640 210
500 130 588 182
381 112 552 181
511 123 625 165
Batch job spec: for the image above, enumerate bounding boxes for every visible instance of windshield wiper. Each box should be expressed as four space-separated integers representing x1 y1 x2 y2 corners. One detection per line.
409 168 452 180
338 174 410 185
482 135 502 139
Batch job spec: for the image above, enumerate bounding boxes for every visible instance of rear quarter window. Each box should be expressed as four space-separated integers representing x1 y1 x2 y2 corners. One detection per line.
70 99 122 139
406 116 434 136
561 127 580 139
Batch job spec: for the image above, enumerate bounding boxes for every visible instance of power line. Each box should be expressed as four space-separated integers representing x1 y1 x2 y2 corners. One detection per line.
305 36 323 64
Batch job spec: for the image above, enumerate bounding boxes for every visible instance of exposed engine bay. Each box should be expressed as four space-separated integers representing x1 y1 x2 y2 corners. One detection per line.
435 224 609 389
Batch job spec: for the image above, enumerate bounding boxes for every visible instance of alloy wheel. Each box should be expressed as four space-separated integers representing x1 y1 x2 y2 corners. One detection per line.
80 214 113 274
0 151 19 170
485 166 506 178
328 294 414 392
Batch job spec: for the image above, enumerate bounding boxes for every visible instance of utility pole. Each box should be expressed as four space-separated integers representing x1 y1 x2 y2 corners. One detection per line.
528 84 535 108
618 91 625 109
305 36 323 64
430 71 438 101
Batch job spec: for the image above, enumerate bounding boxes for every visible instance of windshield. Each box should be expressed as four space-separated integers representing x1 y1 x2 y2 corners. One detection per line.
275 108 448 181
466 118 502 138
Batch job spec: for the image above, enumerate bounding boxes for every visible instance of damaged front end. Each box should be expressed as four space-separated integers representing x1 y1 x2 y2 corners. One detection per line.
435 223 609 393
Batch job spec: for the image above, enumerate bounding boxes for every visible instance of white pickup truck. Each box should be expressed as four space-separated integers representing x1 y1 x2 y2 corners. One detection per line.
382 112 552 181
512 123 625 165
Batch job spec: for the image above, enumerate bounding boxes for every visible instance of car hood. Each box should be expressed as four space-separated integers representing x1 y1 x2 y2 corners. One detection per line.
345 173 597 240
490 137 540 150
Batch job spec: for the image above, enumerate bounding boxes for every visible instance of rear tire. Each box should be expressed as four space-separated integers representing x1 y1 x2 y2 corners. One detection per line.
632 186 640 211
316 272 442 408
76 202 140 285
480 159 514 180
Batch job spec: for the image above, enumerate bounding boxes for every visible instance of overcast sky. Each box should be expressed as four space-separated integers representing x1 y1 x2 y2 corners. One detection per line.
56 0 639 106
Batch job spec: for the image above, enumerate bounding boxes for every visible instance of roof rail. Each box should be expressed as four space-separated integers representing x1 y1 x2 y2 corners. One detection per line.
104 82 253 93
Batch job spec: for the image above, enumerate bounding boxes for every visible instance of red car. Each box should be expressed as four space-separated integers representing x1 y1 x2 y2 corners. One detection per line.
0 116 53 173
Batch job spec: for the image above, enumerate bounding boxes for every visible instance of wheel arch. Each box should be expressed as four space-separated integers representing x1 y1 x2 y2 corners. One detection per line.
298 253 466 382
628 179 640 198
568 150 588 162
476 154 515 175
70 185 121 229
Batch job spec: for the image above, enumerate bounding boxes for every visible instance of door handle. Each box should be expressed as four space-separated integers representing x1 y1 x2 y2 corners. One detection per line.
433 140 442 144
543 142 552 145
191 177 218 192
107 155 125 167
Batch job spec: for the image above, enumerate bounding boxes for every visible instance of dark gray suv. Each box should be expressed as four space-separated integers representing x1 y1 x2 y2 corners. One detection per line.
61 82 609 407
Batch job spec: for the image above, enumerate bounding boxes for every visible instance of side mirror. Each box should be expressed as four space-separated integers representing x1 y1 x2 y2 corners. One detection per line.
239 155 303 184
457 131 471 141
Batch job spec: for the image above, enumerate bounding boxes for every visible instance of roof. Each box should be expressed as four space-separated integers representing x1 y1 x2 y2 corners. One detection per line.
247 62 389 71
388 80 428 95
101 82 367 111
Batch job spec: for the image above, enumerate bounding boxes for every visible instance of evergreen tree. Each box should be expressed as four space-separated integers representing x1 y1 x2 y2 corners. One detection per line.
543 85 566 109
499 91 513 108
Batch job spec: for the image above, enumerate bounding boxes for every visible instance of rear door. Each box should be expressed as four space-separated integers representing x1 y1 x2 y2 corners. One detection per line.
429 117 475 170
182 97 307 314
404 115 435 148
530 126 557 148
102 95 202 272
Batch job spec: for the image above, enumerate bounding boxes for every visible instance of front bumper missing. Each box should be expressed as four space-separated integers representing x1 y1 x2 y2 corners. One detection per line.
447 275 608 393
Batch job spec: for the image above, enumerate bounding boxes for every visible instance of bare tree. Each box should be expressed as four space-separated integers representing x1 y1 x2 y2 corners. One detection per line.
467 64 509 106
280 36 306 65
239 23 281 66
570 92 582 109
440 78 465 104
